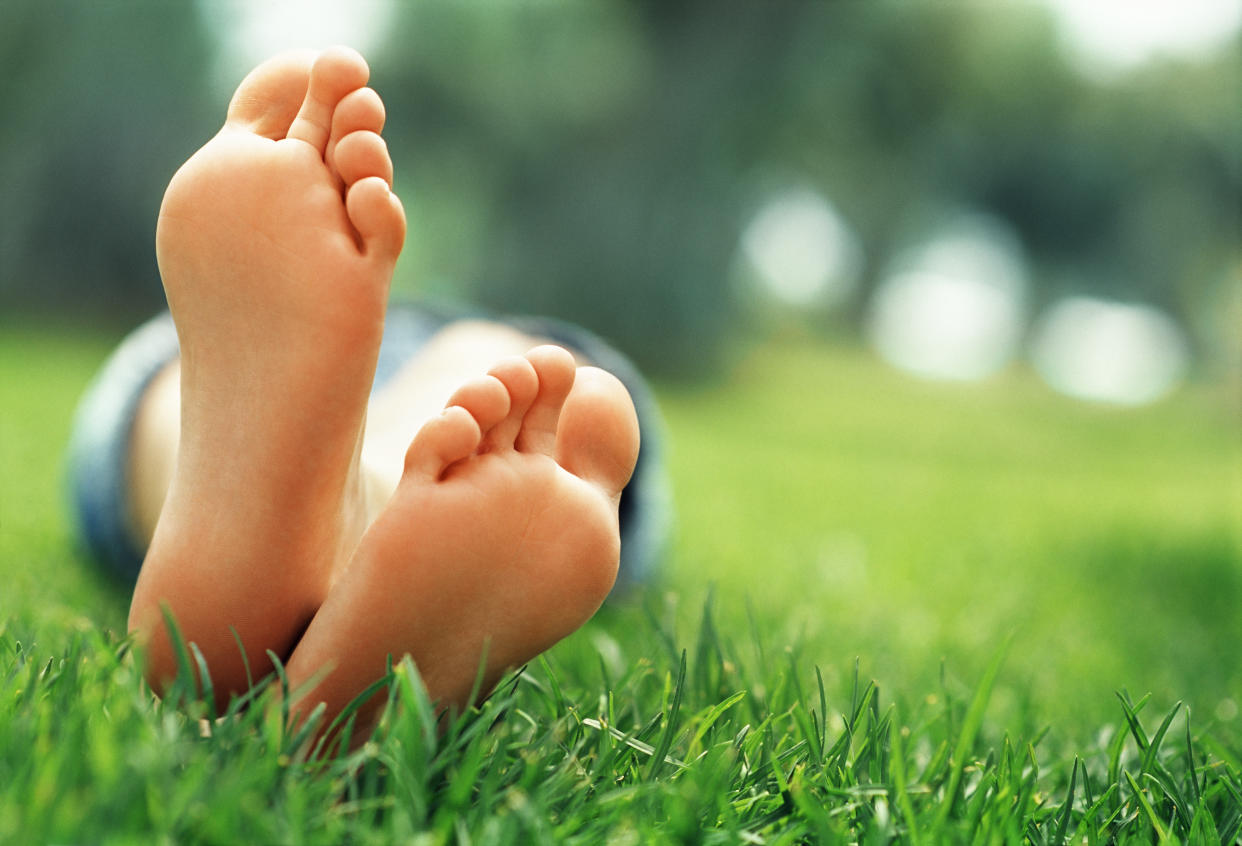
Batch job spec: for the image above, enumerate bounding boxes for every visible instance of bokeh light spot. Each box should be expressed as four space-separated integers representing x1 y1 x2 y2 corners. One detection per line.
741 188 862 309
1041 0 1242 79
868 213 1027 381
1030 297 1189 406
200 0 397 86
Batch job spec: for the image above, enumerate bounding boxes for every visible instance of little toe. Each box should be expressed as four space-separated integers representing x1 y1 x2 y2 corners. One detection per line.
480 356 540 452
555 367 640 497
346 177 406 261
286 46 370 155
516 345 577 456
334 131 394 187
404 406 482 480
225 49 316 138
327 87 385 175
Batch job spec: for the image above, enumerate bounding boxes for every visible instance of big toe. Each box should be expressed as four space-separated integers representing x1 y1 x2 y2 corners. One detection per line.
287 46 370 155
225 49 316 138
555 367 640 498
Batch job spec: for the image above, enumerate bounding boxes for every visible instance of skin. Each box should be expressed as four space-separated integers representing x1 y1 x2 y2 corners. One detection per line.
130 46 406 700
284 346 638 734
126 48 640 728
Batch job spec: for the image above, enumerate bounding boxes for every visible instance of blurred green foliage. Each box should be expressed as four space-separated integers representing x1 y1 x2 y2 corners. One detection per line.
2 0 1237 375
1 0 214 320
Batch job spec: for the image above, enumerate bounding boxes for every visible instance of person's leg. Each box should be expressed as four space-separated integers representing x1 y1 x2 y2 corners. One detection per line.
73 310 658 730
90 319 644 732
366 311 673 589
67 46 668 717
126 46 405 706
96 318 553 562
77 310 671 580
68 314 181 583
128 360 180 545
363 320 555 503
283 345 640 733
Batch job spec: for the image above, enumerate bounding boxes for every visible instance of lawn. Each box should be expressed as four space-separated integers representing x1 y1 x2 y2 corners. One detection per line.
1 323 1239 842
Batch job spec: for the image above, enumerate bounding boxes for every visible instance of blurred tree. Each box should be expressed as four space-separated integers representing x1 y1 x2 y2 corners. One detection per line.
2 1 1236 374
0 0 214 324
774 5 1239 360
376 0 812 376
375 1 1238 374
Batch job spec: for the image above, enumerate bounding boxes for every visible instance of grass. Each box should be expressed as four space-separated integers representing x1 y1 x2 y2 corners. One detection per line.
1 323 1239 842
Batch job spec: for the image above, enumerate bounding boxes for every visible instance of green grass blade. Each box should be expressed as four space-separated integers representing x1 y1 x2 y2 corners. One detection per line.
1182 706 1202 809
1124 771 1170 843
889 711 922 846
931 633 1011 833
1140 700 1181 775
646 650 686 781
266 648 290 735
187 642 216 720
689 690 746 752
159 603 197 702
814 665 828 756
1073 782 1119 844
1189 796 1221 844
1054 756 1079 844
322 669 392 748
1116 690 1153 755
229 625 253 692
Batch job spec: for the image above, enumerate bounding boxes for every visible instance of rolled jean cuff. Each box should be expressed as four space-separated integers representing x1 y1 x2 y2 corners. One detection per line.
67 304 672 592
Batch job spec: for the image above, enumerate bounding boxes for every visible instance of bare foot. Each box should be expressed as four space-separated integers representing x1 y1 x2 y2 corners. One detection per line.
283 346 640 732
129 47 406 703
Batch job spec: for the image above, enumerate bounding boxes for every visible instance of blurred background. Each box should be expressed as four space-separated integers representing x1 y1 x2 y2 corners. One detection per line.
1 0 1239 733
3 0 1239 390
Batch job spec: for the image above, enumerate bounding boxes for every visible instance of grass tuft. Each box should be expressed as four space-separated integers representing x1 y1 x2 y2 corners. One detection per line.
3 329 1238 840
3 602 1240 841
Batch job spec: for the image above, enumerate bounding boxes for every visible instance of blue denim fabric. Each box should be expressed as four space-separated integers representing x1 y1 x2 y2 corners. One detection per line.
67 305 671 592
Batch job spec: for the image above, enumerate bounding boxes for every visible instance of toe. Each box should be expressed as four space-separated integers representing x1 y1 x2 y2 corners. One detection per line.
516 346 577 456
225 49 316 139
327 87 385 175
286 46 370 155
346 177 405 261
555 367 640 497
480 356 539 452
404 406 482 480
334 131 393 187
445 375 512 436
